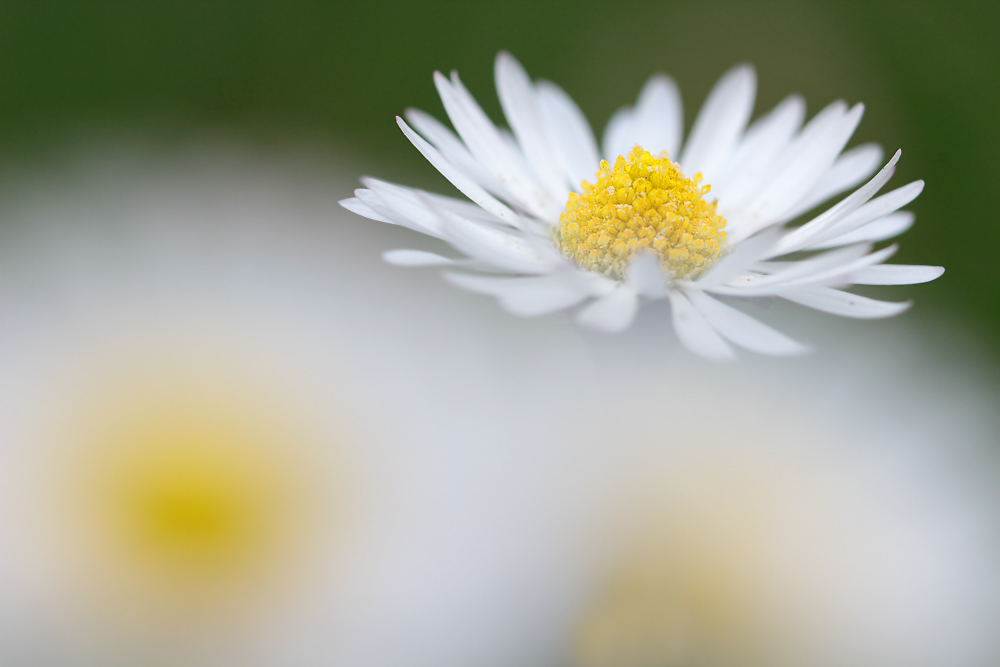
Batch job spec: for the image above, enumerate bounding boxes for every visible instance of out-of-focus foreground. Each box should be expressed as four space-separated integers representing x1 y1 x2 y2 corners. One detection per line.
0 146 998 667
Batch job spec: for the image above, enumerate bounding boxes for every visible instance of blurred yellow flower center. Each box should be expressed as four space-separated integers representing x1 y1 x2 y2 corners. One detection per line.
558 146 727 280
575 555 750 667
109 427 277 573
77 372 313 586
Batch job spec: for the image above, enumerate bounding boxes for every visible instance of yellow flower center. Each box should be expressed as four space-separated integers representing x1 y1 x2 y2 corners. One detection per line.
558 147 727 280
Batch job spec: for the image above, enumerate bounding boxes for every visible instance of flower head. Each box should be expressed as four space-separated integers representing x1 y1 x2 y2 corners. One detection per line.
341 52 943 360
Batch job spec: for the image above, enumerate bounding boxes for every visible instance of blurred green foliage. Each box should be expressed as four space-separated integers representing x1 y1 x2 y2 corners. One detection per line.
0 1 997 353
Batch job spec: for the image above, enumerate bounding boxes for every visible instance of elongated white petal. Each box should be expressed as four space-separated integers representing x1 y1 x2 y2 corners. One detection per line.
668 290 736 361
781 143 884 221
404 108 512 200
809 212 914 249
397 116 529 230
629 74 684 158
694 228 781 289
363 178 460 237
383 249 460 267
806 180 924 247
680 64 756 184
849 264 944 285
575 286 639 332
742 243 874 290
495 52 570 206
777 285 912 319
738 102 864 236
627 252 668 298
437 72 560 220
432 205 558 275
769 149 902 256
754 246 902 288
602 107 635 164
774 244 898 289
443 272 591 316
339 197 394 224
356 187 445 238
423 190 509 225
713 94 805 205
685 289 810 356
536 80 601 190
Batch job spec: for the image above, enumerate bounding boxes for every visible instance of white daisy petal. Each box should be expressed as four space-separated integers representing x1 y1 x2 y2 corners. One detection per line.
436 71 560 219
382 249 462 267
355 186 445 239
805 180 924 248
339 197 393 224
679 64 756 184
432 206 559 275
739 102 865 234
770 149 902 256
694 228 781 290
629 74 684 159
536 80 601 190
495 52 570 206
396 116 529 231
599 74 684 167
627 252 668 298
713 94 805 205
602 107 636 164
777 285 912 319
685 289 810 356
423 190 510 225
443 272 591 316
810 211 915 249
575 286 640 333
775 244 899 289
849 264 945 285
781 143 884 221
403 108 512 200
668 290 737 362
363 178 470 238
741 243 874 290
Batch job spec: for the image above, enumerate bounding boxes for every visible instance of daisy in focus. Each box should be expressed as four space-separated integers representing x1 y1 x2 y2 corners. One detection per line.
341 52 943 360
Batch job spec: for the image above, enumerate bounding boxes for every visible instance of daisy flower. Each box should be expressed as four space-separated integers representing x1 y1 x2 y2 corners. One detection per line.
341 52 943 360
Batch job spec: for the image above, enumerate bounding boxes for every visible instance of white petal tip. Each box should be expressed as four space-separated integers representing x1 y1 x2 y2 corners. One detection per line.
574 289 640 333
383 249 456 267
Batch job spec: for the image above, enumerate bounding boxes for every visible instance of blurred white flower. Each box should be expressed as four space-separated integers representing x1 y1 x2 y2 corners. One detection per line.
342 51 942 360
0 146 592 667
560 323 1000 667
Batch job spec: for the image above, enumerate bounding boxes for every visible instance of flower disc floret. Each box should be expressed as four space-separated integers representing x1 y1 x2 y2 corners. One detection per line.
558 147 728 280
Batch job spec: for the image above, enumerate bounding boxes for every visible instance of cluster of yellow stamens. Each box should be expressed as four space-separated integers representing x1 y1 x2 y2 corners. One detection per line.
558 146 727 280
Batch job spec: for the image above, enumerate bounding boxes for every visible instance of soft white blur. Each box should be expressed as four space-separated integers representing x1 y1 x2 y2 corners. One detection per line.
565 327 1000 667
0 142 997 667
0 144 594 667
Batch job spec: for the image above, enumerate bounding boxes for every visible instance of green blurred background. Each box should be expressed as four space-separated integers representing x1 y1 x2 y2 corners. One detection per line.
0 1 997 356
